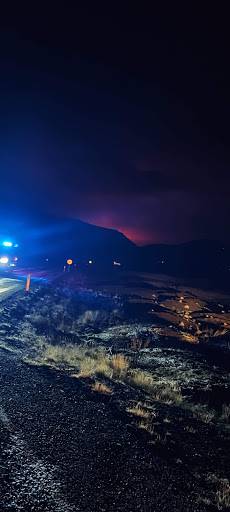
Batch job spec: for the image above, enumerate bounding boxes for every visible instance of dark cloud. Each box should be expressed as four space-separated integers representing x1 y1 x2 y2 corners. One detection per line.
0 6 229 244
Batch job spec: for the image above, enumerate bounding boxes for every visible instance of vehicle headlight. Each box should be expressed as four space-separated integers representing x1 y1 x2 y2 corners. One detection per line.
0 257 9 264
2 241 13 247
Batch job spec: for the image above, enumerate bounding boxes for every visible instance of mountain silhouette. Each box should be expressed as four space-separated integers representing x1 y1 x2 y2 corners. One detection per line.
2 216 230 287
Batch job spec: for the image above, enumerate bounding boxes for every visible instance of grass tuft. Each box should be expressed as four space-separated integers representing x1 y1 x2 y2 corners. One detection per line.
91 381 113 394
37 343 112 377
127 402 151 418
111 353 129 378
128 370 182 404
128 370 154 391
138 418 155 435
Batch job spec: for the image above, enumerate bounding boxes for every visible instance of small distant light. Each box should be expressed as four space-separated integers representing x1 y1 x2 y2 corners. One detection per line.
14 257 18 261
45 258 49 262
0 257 9 264
88 260 93 264
113 260 121 266
67 259 73 265
10 263 16 267
3 241 13 247
14 243 19 248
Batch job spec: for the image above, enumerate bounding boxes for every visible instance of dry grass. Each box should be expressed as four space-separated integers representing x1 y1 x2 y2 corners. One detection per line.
128 370 154 391
152 380 182 405
111 353 129 378
127 402 151 418
34 341 182 405
138 418 155 435
36 341 181 405
35 343 131 381
42 344 79 365
91 381 113 394
37 343 112 378
77 357 99 377
128 370 182 404
138 415 168 444
77 354 112 378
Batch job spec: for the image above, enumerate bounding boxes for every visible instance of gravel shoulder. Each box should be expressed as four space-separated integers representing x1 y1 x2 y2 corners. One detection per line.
0 350 206 512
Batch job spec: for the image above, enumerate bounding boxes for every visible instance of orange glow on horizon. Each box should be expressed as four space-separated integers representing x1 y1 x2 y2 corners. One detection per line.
76 215 156 246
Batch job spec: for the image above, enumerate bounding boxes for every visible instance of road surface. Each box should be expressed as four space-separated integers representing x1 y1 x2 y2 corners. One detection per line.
0 277 24 301
0 350 206 512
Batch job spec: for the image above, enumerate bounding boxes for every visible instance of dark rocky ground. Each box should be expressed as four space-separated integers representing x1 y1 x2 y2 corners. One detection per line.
0 276 229 511
0 350 209 512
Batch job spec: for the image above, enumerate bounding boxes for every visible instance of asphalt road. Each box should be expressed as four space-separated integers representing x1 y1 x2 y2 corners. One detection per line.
0 277 24 301
0 350 207 512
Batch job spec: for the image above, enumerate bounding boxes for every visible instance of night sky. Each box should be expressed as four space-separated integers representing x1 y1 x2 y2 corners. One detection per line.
0 6 229 245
